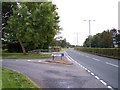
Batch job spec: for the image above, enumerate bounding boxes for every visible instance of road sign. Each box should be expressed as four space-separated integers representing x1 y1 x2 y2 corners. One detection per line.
51 53 64 60
61 53 64 57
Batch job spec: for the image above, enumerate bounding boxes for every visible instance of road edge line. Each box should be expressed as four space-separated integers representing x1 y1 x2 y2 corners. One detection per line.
65 51 115 90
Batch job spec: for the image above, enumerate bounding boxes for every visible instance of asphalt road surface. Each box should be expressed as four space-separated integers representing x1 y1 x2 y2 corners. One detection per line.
2 57 108 89
65 48 119 90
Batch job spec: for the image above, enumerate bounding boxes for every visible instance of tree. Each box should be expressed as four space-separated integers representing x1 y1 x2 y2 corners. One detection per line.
83 36 91 47
83 30 114 48
3 2 60 54
91 33 101 47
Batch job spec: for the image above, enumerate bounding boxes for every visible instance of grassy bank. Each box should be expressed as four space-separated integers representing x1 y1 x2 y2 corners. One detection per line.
75 47 120 59
2 53 51 59
2 67 40 89
60 48 67 52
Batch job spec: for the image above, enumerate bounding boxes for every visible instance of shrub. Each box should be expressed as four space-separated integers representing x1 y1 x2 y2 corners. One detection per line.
75 47 120 59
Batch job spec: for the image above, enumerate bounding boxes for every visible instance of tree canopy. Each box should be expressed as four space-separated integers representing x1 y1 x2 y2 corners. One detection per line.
2 2 60 54
83 28 120 48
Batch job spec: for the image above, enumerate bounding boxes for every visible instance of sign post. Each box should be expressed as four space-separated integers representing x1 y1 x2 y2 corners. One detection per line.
51 53 64 60
61 53 64 60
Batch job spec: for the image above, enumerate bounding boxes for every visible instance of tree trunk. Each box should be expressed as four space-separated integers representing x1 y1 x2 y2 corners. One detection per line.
18 39 26 55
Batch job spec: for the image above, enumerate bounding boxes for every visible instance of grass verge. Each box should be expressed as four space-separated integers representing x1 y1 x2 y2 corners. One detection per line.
2 53 51 59
60 48 67 52
2 67 40 89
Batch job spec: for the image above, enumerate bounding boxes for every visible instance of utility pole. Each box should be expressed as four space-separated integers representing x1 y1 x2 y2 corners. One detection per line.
74 32 80 46
84 20 95 48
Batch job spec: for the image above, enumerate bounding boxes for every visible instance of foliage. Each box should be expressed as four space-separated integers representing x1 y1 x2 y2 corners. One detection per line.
2 52 51 59
2 2 60 53
51 38 70 48
83 29 120 48
2 2 16 30
75 47 120 59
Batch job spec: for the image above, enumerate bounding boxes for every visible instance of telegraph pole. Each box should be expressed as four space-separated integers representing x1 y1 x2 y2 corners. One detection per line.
74 32 80 46
84 20 95 48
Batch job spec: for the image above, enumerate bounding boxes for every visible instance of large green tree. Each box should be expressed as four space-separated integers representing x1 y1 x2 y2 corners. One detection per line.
3 2 60 54
83 30 114 48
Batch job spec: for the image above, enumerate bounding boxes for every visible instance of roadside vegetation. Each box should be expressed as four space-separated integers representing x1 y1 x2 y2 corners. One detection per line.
2 52 51 59
2 67 40 89
83 29 120 48
75 47 120 59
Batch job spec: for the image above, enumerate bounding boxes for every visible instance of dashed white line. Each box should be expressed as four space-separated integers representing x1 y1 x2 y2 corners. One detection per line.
87 70 91 73
90 73 94 75
65 51 115 89
86 56 90 58
100 80 107 86
27 60 32 61
107 86 115 90
95 76 100 80
92 58 100 61
84 67 87 70
105 62 118 68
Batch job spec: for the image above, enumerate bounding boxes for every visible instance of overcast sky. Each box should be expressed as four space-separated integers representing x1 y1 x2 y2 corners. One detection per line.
52 0 119 45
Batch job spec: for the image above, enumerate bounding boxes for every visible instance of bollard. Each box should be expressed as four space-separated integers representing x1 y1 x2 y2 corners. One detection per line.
52 56 54 60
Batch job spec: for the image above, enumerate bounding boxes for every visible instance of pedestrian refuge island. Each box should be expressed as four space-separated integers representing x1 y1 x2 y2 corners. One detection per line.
51 52 64 60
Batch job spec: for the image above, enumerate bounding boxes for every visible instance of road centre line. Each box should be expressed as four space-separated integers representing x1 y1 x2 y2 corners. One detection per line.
105 62 118 68
65 51 115 90
92 58 100 61
85 56 90 58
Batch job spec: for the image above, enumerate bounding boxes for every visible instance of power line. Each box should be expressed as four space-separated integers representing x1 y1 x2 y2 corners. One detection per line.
84 20 95 47
74 32 80 46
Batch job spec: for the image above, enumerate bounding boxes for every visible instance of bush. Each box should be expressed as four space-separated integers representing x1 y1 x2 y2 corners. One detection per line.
75 47 120 59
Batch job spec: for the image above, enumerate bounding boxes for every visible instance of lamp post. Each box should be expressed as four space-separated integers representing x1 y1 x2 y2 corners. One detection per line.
84 20 95 48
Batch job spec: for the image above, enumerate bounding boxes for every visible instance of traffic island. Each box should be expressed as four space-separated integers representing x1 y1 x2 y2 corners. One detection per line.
45 59 73 65
28 52 73 65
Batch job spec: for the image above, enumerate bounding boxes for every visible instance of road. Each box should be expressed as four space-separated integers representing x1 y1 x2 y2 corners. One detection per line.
2 57 107 89
65 48 119 89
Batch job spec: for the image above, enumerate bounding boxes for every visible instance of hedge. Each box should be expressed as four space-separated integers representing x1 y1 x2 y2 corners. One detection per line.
74 47 120 59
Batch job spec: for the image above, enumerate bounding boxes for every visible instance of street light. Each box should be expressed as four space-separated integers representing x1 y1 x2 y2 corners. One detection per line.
84 19 95 48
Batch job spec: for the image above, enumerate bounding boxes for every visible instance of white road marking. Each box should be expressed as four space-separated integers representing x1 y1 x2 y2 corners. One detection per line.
87 70 91 73
27 60 32 61
90 73 94 75
86 56 90 58
92 58 100 61
66 56 72 61
107 86 115 90
84 67 87 70
65 51 115 89
105 62 118 68
95 76 100 80
100 80 107 86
